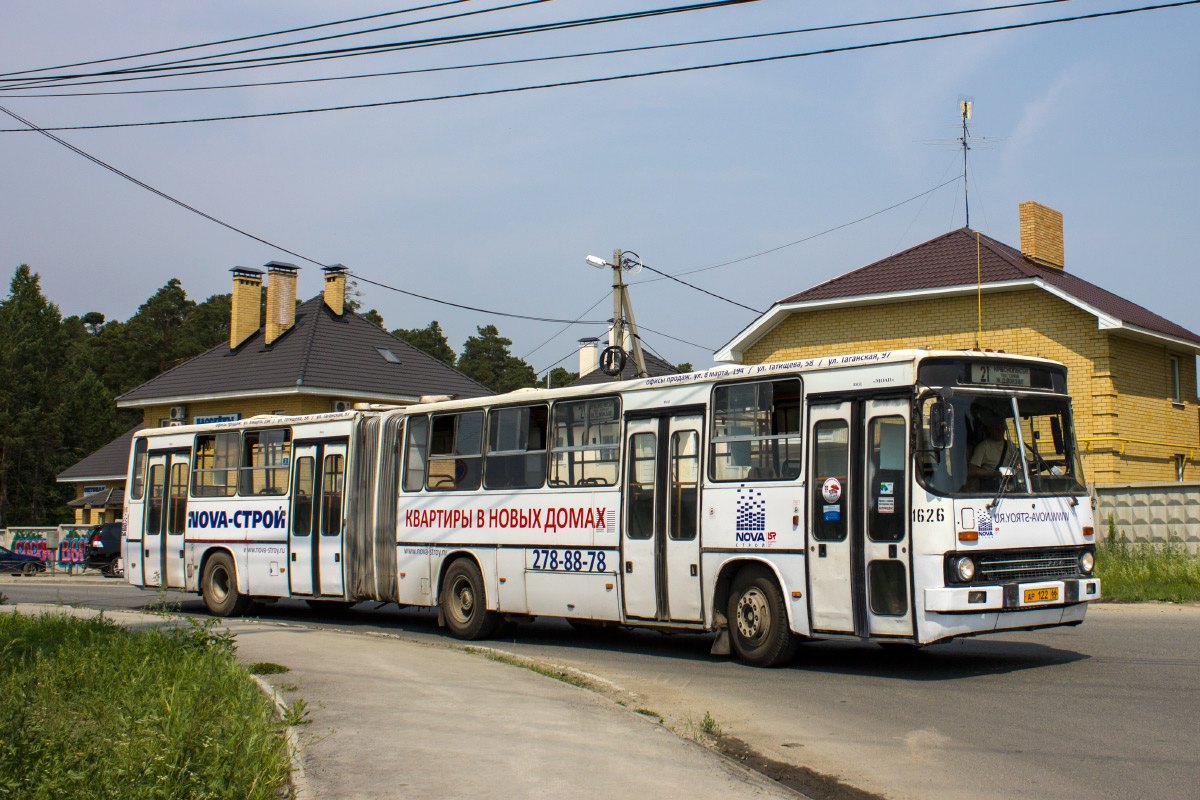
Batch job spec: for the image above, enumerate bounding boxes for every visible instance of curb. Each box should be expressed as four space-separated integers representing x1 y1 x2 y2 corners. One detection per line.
251 674 316 800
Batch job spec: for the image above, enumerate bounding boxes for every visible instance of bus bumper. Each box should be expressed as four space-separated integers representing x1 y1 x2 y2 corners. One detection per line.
924 577 1101 613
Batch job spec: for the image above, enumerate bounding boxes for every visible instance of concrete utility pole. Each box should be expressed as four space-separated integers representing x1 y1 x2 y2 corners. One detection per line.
609 248 648 379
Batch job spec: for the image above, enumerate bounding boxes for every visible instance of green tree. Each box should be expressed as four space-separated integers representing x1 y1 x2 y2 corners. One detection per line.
457 325 537 393
0 265 69 525
360 309 385 328
392 320 456 366
542 367 578 389
675 362 693 373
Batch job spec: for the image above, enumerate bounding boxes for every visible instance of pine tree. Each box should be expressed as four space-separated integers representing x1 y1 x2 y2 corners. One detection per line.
392 320 457 366
456 325 537 393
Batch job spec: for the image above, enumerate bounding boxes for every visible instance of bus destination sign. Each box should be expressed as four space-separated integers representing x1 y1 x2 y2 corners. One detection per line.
970 363 1031 387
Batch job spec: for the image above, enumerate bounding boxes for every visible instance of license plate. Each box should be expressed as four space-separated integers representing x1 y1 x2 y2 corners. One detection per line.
1023 587 1059 603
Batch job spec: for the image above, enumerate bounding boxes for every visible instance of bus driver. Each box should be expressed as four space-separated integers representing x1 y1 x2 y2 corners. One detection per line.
968 409 1012 486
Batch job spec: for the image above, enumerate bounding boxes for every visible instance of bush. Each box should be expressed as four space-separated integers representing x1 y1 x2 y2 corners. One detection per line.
0 612 289 800
1096 515 1200 603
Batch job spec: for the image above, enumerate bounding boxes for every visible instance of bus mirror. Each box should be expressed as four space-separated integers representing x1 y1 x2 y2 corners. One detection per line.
1050 417 1064 454
929 400 954 450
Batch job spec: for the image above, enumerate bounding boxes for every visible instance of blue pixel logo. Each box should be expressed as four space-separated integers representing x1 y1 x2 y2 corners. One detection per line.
735 485 772 545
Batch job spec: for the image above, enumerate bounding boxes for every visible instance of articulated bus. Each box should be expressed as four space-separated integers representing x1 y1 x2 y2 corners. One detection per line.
123 349 1100 666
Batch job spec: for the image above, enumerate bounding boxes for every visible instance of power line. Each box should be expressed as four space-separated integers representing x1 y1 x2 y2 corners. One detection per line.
351 273 609 325
632 323 715 352
0 104 326 266
636 263 763 313
0 0 1075 97
6 1 1194 133
4 0 756 89
0 0 481 78
637 174 963 285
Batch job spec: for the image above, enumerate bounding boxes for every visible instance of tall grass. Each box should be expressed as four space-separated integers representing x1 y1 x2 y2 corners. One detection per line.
1096 516 1200 603
0 612 288 800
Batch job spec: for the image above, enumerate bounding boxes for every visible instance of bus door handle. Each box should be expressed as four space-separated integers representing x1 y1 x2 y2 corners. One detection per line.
335 553 340 563
818 544 827 558
625 561 633 573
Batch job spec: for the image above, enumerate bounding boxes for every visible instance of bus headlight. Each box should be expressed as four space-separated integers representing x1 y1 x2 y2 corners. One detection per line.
1079 551 1094 575
955 556 976 582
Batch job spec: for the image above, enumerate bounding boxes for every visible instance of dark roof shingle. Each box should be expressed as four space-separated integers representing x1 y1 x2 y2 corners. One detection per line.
58 425 142 482
117 297 492 404
780 228 1200 344
570 349 680 386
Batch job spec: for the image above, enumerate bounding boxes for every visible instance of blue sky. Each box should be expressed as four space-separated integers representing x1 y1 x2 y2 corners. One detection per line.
2 0 1197 374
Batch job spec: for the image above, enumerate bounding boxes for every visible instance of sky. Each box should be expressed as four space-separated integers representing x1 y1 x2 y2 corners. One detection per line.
2 0 1197 377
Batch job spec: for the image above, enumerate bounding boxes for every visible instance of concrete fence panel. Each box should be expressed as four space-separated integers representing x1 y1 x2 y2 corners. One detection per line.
1093 482 1200 554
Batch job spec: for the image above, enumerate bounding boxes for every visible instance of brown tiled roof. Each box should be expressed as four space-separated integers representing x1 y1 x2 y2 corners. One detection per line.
117 296 493 404
67 487 125 509
569 349 680 386
57 425 142 482
780 228 1200 344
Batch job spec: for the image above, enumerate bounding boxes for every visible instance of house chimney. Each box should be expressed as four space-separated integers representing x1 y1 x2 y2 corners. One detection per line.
230 267 264 350
1019 201 1064 270
578 337 599 376
264 261 300 345
322 264 347 316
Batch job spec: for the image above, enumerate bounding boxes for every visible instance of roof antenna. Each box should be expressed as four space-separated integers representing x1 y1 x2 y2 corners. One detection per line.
959 97 972 230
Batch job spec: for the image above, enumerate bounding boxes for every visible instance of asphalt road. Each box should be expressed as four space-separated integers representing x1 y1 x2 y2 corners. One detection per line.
5 577 1197 800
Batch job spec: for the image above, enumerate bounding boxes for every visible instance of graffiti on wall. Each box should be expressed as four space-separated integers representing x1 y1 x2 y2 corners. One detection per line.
10 531 91 564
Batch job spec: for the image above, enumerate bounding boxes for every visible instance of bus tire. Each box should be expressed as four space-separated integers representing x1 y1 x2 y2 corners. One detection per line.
727 567 797 667
201 552 250 617
441 559 501 640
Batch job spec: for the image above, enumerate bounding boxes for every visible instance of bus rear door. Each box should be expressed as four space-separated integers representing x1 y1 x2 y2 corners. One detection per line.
142 449 189 588
288 440 348 597
621 412 704 623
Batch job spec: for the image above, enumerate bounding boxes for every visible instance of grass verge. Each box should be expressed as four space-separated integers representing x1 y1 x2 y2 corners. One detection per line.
0 611 289 800
1096 518 1200 603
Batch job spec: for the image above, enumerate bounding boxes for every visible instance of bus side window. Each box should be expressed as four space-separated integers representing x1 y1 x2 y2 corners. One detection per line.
812 420 849 542
484 405 548 490
427 411 483 491
550 397 620 487
192 432 239 497
402 416 429 493
130 438 148 501
292 456 316 534
710 378 802 482
320 454 345 536
240 428 292 496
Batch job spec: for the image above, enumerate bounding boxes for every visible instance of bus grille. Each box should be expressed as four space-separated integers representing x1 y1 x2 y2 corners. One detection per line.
977 550 1079 582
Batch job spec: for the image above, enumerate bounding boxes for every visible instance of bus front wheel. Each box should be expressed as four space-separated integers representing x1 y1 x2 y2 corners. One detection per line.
727 567 797 667
202 552 250 617
441 559 501 639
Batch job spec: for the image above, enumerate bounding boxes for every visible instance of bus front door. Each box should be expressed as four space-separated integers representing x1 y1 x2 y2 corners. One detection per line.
142 450 189 588
621 413 704 623
288 441 348 597
806 397 914 638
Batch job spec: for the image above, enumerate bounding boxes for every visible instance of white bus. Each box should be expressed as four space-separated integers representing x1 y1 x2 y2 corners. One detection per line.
123 349 1100 666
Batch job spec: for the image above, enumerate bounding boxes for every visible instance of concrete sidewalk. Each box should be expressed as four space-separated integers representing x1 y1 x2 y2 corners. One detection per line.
7 604 799 800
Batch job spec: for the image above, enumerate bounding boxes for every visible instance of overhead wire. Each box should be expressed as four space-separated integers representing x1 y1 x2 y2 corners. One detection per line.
0 104 325 266
5 1 1195 133
0 0 481 78
2 0 757 89
0 0 1076 96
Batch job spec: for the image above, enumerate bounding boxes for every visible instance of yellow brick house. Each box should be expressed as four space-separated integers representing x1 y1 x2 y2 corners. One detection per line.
716 202 1200 486
57 263 491 522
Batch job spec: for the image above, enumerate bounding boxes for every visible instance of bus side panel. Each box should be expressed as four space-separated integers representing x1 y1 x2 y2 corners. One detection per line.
396 546 434 606
496 547 527 613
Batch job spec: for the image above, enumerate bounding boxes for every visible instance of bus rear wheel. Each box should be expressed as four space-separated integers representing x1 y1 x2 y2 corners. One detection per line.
202 552 250 617
441 559 501 639
727 567 797 667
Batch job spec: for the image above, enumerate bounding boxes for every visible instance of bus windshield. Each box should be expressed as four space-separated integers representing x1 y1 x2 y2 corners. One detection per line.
917 392 1086 497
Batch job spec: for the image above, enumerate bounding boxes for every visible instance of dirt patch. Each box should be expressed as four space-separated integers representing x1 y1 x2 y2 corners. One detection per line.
713 736 887 800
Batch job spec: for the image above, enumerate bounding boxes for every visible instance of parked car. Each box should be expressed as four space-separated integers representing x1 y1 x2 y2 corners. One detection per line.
0 545 47 576
84 522 123 577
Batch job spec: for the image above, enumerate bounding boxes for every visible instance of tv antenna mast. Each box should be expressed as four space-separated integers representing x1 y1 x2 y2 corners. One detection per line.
584 249 647 379
920 96 1004 230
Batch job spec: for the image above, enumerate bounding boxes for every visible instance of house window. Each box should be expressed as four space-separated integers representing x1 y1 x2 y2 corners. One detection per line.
1170 356 1180 403
1176 455 1186 482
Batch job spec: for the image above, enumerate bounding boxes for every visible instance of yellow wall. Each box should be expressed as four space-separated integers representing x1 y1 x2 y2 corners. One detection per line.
742 289 1197 484
141 395 341 429
70 480 124 524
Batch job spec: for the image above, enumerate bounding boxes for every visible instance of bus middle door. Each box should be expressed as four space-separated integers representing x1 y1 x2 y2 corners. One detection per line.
142 450 188 588
621 413 703 623
288 440 348 597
